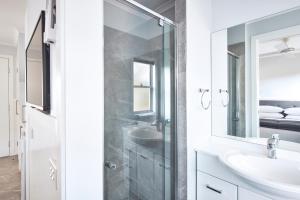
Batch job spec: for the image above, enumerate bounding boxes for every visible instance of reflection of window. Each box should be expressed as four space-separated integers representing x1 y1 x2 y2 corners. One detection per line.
133 60 155 113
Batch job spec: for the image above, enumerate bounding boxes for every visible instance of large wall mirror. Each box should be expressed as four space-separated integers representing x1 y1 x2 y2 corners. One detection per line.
212 7 300 146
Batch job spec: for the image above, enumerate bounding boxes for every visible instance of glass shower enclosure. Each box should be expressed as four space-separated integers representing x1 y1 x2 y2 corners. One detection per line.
104 0 176 199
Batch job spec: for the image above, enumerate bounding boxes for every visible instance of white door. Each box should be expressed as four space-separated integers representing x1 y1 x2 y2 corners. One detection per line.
0 57 10 157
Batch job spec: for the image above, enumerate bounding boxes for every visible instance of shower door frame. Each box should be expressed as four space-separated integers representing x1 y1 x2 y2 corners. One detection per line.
120 0 175 25
103 0 178 199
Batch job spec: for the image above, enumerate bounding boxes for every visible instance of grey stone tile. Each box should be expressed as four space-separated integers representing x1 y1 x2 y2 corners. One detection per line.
175 0 187 199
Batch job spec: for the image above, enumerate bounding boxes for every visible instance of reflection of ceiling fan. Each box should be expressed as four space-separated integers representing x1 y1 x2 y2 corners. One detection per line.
276 37 295 54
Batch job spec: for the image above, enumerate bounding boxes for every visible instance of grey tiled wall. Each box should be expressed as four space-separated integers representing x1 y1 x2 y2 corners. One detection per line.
175 0 187 199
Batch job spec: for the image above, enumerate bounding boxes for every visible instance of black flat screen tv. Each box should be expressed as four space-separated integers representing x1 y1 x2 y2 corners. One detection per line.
26 11 50 113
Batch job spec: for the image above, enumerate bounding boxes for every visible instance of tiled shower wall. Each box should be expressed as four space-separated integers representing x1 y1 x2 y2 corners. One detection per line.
175 0 187 199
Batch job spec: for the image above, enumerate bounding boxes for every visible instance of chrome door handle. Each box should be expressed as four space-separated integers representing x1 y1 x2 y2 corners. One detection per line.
104 161 117 169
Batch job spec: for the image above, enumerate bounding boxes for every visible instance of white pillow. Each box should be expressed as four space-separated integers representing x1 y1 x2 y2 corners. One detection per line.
259 113 284 119
259 106 283 113
284 107 300 116
285 115 300 121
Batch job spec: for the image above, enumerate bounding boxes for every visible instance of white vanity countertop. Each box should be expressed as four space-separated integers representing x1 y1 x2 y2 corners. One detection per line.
196 136 300 200
196 136 300 158
195 136 266 157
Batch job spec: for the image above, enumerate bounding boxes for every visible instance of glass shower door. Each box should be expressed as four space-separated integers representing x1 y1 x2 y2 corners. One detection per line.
103 0 176 199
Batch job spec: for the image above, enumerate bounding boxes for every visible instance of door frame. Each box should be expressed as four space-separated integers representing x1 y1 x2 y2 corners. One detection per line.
0 54 14 156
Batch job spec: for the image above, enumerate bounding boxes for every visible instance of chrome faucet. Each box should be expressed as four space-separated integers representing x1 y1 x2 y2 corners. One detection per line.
151 119 162 132
267 134 280 159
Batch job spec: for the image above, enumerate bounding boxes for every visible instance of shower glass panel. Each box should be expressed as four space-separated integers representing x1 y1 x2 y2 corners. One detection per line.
104 0 176 199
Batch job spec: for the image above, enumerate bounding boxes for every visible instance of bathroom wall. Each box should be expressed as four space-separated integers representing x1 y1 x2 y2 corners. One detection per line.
186 0 212 199
211 30 228 136
175 0 187 199
211 0 300 31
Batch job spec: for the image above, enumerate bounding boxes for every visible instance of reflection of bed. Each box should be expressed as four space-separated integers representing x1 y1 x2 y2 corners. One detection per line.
260 118 300 132
259 100 300 142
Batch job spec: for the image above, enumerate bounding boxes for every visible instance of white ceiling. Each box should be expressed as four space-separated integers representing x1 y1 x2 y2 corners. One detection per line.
260 35 300 56
0 0 26 46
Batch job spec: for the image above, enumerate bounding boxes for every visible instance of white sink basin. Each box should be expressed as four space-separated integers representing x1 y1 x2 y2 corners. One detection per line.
129 127 163 145
220 151 300 199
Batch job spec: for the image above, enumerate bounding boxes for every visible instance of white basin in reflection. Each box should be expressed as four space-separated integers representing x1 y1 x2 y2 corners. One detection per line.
220 151 300 199
129 127 163 145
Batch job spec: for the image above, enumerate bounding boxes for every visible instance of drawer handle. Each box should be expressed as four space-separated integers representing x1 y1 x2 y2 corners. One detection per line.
206 185 222 194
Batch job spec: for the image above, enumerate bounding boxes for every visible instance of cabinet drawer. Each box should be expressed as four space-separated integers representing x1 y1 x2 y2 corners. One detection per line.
197 171 237 200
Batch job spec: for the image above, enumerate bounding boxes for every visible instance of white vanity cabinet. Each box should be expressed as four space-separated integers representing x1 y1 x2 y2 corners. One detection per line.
124 136 170 200
196 151 274 200
197 171 272 200
197 171 237 200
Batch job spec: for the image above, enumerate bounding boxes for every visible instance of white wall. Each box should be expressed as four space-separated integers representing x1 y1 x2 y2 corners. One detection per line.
211 30 228 137
260 53 300 101
62 0 104 199
186 0 212 199
25 0 60 199
212 0 300 31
